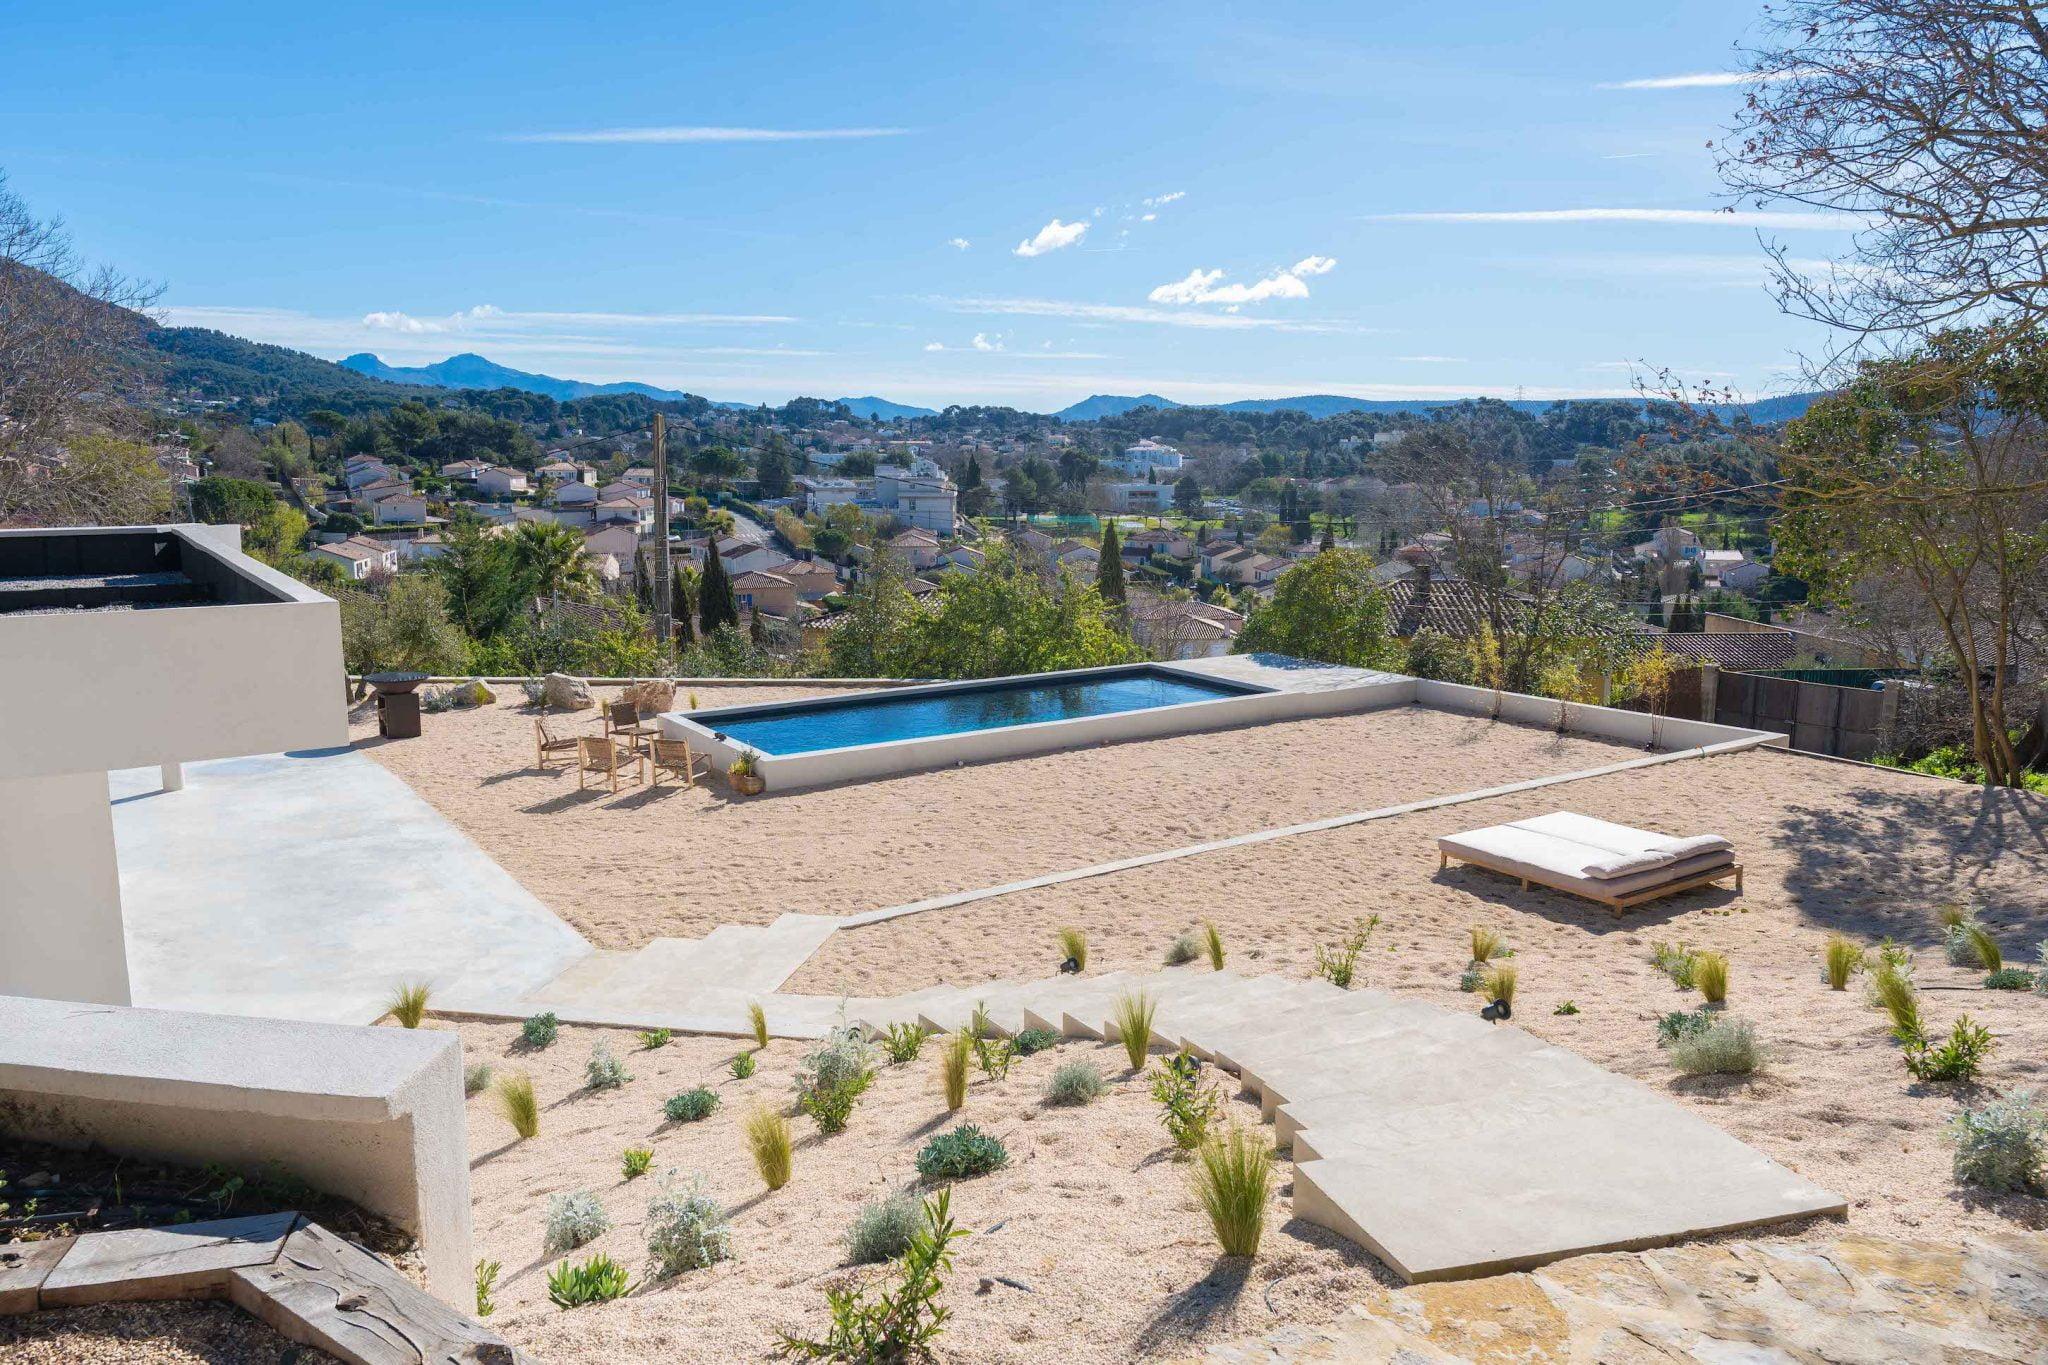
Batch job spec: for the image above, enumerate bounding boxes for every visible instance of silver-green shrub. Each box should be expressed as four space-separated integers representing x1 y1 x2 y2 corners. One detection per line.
844 1193 925 1264
1948 1090 2047 1194
1044 1060 1106 1106
645 1172 732 1275
584 1040 631 1090
794 1023 877 1134
1667 1016 1761 1076
542 1190 610 1255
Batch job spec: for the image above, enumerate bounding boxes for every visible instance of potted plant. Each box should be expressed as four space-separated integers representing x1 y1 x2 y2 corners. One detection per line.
727 748 765 796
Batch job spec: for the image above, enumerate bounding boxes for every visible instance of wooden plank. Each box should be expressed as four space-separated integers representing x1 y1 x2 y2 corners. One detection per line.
228 1222 532 1365
0 1236 73 1315
38 1212 298 1307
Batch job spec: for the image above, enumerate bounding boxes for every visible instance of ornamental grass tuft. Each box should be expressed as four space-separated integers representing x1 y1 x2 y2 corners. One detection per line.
1192 1126 1271 1258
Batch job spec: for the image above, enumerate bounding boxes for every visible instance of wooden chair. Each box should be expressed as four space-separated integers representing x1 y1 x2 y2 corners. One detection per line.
648 738 708 790
603 699 659 752
577 735 644 793
535 717 580 771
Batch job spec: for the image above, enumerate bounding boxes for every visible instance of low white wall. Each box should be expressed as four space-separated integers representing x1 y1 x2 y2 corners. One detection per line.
0 771 130 1005
0 995 473 1304
1412 679 1787 752
663 667 1416 792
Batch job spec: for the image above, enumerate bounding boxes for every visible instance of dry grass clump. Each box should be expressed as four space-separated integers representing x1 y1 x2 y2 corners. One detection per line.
386 980 430 1028
1963 922 2003 973
940 1029 973 1111
744 1105 792 1190
1469 925 1508 963
1481 963 1517 1010
1870 963 1923 1042
748 1001 770 1050
1822 934 1864 990
1057 926 1089 971
1192 1126 1271 1258
1112 992 1157 1071
1201 920 1226 971
494 1072 539 1139
1693 951 1730 1005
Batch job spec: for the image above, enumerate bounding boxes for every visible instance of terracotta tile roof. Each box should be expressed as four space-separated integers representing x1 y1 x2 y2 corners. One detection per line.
1379 573 1515 638
1652 632 1800 670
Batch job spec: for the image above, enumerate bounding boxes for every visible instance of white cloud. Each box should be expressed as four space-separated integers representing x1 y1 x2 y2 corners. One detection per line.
1373 207 1857 230
508 126 910 144
1013 218 1090 257
1140 213 1157 223
1147 255 1337 306
1599 70 1805 90
946 237 971 250
1143 191 1186 208
923 341 946 352
361 304 504 333
972 332 1003 351
931 295 1364 333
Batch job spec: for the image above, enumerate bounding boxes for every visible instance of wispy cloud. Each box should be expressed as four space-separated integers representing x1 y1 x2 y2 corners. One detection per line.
1599 70 1802 90
1142 191 1186 208
971 332 1003 352
931 295 1363 333
508 125 910 144
1394 354 1465 363
1149 255 1336 306
945 237 971 250
1014 218 1090 257
1373 207 1857 230
353 305 795 332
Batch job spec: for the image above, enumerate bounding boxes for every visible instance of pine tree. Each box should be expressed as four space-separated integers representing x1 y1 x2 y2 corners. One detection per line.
698 539 740 636
1096 520 1126 605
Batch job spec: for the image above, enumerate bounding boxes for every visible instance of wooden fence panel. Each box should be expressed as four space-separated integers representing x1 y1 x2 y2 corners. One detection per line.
1715 671 1892 759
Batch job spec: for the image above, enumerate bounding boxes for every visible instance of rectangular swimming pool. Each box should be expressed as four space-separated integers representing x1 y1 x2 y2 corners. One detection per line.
708 666 1257 757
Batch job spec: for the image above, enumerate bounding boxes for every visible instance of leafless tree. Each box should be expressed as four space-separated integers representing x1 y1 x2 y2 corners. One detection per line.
1719 1 2048 356
0 170 164 524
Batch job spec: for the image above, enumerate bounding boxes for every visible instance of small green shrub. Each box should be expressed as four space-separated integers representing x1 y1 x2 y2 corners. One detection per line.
1668 1017 1760 1076
1057 926 1089 971
1906 1016 1994 1083
1313 915 1382 989
1657 1008 1714 1046
749 1001 770 1050
1469 925 1508 964
1192 1126 1270 1258
1202 920 1226 971
1150 1050 1221 1151
880 1021 929 1065
1112 992 1158 1071
1984 967 2035 991
795 1026 876 1135
1553 1000 1580 1016
621 1146 655 1179
664 1087 719 1123
915 1124 1009 1180
386 981 430 1029
1693 951 1729 1005
1650 941 1699 989
1044 1060 1106 1106
940 1029 972 1111
967 1003 997 1040
1012 1027 1061 1056
520 1012 559 1049
744 1106 792 1190
464 1063 494 1097
730 1052 757 1080
585 1041 631 1090
1821 934 1865 990
1876 937 1914 975
972 1034 1017 1081
645 1172 732 1275
639 1028 673 1050
1945 921 1984 966
774 1190 962 1362
1870 963 1924 1043
1164 932 1200 966
1457 961 1488 993
474 1258 501 1317
495 1072 540 1139
844 1193 925 1264
1947 1090 2047 1194
547 1253 632 1309
542 1190 611 1255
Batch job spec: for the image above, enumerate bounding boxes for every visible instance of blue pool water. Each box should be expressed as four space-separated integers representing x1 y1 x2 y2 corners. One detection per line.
709 668 1253 756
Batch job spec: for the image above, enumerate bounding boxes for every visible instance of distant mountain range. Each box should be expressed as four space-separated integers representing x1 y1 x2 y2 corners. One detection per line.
339 352 700 403
1048 391 1824 422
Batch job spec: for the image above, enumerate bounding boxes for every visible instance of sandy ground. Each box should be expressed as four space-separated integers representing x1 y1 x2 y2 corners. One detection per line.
793 746 2048 1252
452 1016 1389 1364
355 689 1641 948
0 1302 336 1363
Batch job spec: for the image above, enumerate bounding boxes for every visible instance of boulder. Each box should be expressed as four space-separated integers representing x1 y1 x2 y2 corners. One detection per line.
466 679 497 706
542 672 593 710
622 679 676 713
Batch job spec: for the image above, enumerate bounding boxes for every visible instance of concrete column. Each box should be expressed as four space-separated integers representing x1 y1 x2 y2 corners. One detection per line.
0 770 132 1005
160 761 184 793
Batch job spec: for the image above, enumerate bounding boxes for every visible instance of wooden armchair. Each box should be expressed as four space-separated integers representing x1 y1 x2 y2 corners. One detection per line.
603 699 660 752
535 717 580 771
577 735 644 793
648 738 708 790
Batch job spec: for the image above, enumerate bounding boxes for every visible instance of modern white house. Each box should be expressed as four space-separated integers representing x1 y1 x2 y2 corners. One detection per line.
370 492 429 525
1113 438 1185 476
0 524 348 1006
310 534 401 579
1105 481 1174 514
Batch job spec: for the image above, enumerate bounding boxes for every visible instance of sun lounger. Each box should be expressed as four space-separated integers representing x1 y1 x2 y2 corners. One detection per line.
1437 811 1740 911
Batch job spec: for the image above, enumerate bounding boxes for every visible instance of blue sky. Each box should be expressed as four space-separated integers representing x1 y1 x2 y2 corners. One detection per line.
1 0 1854 409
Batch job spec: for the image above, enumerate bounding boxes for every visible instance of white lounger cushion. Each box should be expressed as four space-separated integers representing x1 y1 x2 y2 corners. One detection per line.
1439 813 1736 898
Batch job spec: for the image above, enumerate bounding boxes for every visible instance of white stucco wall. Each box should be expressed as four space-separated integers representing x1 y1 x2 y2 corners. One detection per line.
0 770 131 1005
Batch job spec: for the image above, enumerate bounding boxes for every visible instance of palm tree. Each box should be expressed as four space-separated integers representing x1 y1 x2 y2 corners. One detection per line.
507 519 597 604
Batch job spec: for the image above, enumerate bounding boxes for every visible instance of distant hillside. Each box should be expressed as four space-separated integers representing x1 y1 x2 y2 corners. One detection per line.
836 395 939 421
141 327 428 405
1054 393 1181 421
339 352 697 403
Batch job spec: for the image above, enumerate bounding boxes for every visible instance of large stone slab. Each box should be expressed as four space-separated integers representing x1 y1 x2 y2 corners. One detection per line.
39 1213 298 1307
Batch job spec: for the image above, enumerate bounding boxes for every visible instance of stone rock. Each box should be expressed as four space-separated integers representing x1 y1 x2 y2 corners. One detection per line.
621 679 675 713
466 679 497 706
542 672 593 710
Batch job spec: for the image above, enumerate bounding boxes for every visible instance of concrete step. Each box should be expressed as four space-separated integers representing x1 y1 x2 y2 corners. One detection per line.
523 949 638 1004
1060 970 1249 1040
1101 969 1248 1041
917 980 1031 1036
1200 993 1420 1076
854 982 975 1034
1150 976 1324 1054
1019 971 1139 1034
1273 1033 1592 1149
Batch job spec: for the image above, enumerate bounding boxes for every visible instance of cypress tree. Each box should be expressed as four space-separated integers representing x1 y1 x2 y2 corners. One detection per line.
698 538 740 636
1319 522 1336 552
1096 520 1126 604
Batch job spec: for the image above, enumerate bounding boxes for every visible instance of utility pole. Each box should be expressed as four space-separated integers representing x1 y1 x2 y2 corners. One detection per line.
652 413 673 653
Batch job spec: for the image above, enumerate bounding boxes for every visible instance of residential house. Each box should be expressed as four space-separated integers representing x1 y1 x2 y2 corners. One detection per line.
1721 559 1771 592
1699 548 1747 586
1633 525 1700 561
474 466 529 498
885 527 943 571
872 466 958 534
731 570 800 618
309 536 398 580
370 494 429 526
439 458 489 483
940 544 986 574
352 476 412 510
534 459 590 486
1113 439 1184 476
344 457 395 492
1124 528 1197 563
1201 543 1285 589
582 524 640 584
622 467 657 490
799 476 861 515
1105 482 1173 514
1054 539 1099 571
778 559 842 602
1127 592 1244 660
548 481 600 510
